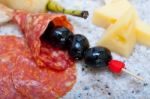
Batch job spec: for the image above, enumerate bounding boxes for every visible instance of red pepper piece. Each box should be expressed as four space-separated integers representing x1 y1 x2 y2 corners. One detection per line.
108 60 125 74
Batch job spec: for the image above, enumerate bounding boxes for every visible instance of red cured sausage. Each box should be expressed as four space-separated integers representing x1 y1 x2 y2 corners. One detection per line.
0 36 28 98
12 54 76 99
0 10 76 98
0 59 22 99
13 10 74 71
0 36 76 98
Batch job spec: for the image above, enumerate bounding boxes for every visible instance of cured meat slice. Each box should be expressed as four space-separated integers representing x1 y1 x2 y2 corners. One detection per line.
13 10 74 71
39 40 74 71
0 59 25 99
0 36 27 99
0 36 76 98
0 36 30 55
10 37 76 99
12 54 76 99
0 9 76 98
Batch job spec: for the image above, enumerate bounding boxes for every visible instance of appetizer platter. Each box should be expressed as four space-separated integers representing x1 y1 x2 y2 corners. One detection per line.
0 0 150 99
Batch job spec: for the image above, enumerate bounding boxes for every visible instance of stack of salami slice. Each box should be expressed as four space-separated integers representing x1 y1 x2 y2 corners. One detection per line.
0 10 76 98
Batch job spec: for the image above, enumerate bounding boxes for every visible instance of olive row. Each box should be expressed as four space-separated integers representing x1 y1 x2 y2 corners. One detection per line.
44 26 112 68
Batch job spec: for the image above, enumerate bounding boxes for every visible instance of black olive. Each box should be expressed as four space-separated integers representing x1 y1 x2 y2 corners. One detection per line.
41 22 54 40
84 47 112 68
47 26 73 49
67 34 89 60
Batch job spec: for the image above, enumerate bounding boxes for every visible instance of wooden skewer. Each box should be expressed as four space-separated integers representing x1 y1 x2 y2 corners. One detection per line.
122 68 144 81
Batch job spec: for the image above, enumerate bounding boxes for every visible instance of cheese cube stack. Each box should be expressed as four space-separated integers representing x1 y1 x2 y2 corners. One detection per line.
92 0 132 28
93 0 150 57
98 10 136 57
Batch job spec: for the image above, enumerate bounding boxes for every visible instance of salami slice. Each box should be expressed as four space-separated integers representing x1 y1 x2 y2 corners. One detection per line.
0 36 76 98
0 61 19 99
0 36 27 99
13 10 74 71
12 54 76 99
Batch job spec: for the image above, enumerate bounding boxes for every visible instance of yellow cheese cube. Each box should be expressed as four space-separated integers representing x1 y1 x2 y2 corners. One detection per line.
92 0 132 28
97 10 136 57
135 20 150 47
93 0 150 48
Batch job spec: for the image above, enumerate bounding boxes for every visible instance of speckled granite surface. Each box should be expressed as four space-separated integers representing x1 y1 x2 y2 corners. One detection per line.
0 0 150 99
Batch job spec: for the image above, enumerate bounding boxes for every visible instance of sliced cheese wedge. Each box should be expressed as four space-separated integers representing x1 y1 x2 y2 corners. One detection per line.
92 0 132 28
135 20 150 47
97 10 136 57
